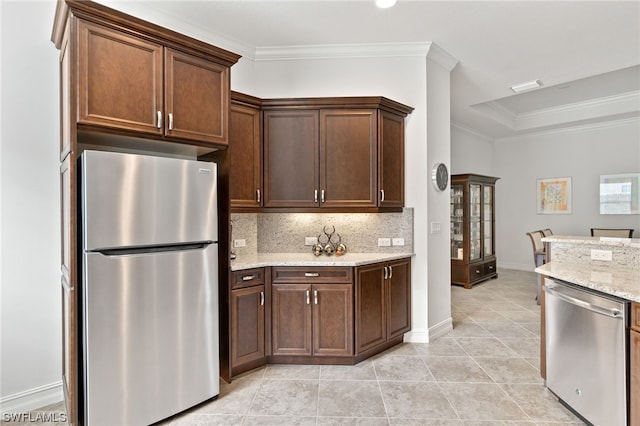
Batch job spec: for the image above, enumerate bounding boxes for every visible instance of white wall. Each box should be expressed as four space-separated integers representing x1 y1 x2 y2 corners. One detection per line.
494 119 640 270
0 0 62 411
450 124 494 176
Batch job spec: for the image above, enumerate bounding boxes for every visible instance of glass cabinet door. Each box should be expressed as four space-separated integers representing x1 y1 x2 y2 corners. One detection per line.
470 184 481 260
483 185 494 256
450 185 464 260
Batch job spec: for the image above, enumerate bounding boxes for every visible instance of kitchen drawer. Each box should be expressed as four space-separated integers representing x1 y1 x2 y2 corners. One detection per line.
484 260 497 276
272 267 352 284
632 302 640 332
232 268 265 289
468 264 485 282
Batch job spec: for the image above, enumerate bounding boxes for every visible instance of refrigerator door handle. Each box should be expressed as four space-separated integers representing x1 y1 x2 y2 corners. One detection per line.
94 241 213 256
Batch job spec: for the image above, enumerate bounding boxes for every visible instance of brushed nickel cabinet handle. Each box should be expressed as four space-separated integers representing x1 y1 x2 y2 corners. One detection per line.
388 266 393 279
305 272 319 277
314 290 318 305
256 189 261 203
260 291 265 306
314 189 318 203
306 290 310 305
380 189 385 202
321 190 326 203
156 111 162 129
168 113 174 130
242 274 256 281
383 266 388 280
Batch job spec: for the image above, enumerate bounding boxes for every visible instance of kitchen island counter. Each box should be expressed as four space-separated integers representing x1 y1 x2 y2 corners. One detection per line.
230 252 414 271
536 262 640 302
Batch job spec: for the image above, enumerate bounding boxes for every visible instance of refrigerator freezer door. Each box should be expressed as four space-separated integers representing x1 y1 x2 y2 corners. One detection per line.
83 243 219 426
81 150 217 250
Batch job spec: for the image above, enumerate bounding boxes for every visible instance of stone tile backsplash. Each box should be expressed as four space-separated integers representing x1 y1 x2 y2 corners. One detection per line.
231 209 413 255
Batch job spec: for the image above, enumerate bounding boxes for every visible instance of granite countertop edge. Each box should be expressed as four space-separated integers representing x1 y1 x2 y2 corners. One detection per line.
536 262 640 303
230 252 415 271
542 235 640 248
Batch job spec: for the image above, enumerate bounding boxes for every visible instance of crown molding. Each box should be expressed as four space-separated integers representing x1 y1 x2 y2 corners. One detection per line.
254 41 458 67
495 115 640 143
451 121 495 143
515 90 640 131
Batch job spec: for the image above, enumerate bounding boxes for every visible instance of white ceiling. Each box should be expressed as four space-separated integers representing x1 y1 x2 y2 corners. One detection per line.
103 0 640 139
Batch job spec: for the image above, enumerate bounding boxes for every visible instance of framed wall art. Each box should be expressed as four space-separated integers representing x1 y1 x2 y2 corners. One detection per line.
537 177 572 214
599 173 640 214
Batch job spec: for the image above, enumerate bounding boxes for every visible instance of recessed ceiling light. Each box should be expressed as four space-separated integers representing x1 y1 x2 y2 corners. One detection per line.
510 80 542 93
376 0 397 8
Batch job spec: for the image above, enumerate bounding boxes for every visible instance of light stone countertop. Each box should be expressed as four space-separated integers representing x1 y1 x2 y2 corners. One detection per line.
542 235 640 248
230 252 415 271
536 262 640 303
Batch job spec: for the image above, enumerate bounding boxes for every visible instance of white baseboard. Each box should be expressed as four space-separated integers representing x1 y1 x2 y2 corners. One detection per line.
0 381 63 415
428 317 453 341
403 328 429 343
404 317 453 344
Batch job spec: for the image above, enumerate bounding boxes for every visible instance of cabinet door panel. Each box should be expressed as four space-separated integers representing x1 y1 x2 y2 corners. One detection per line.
355 265 386 354
387 259 411 339
313 284 353 356
229 103 261 207
631 329 640 426
263 111 319 207
320 110 377 208
271 284 312 355
231 286 265 368
378 111 404 207
165 48 229 145
78 20 163 134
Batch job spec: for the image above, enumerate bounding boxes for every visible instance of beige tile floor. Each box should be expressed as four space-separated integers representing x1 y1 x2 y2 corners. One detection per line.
161 268 583 425
14 268 586 425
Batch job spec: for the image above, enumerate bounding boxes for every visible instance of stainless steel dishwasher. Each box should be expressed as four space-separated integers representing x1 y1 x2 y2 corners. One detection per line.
544 278 629 426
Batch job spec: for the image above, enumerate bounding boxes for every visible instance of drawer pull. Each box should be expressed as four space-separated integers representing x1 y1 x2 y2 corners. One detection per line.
488 265 494 270
305 272 319 277
475 269 481 274
242 274 256 281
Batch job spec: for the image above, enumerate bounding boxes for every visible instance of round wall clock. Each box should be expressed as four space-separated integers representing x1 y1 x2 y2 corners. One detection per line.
432 163 449 191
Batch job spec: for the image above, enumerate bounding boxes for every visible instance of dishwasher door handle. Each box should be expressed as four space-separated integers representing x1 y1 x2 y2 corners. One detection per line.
545 285 623 318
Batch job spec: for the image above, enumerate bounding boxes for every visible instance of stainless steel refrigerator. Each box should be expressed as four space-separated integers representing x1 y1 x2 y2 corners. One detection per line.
79 150 219 426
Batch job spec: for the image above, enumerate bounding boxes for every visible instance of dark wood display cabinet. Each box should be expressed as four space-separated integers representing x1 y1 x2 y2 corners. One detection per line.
52 1 240 423
450 174 499 288
631 302 640 426
261 97 413 212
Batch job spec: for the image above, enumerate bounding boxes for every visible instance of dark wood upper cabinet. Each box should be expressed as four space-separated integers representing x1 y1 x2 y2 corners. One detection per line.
78 19 164 136
165 48 229 144
71 2 238 148
263 110 320 208
379 111 405 208
229 92 262 208
320 109 377 208
260 97 413 212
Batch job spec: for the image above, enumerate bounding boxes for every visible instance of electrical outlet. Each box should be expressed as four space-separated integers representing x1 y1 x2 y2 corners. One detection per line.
590 249 612 261
233 239 246 248
378 238 391 247
392 238 405 246
305 237 318 246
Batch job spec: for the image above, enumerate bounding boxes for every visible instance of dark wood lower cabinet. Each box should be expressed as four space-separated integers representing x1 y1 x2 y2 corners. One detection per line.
631 302 640 426
229 259 411 378
231 285 265 375
355 258 411 356
270 267 353 358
